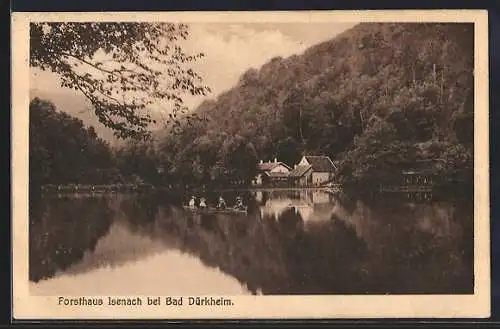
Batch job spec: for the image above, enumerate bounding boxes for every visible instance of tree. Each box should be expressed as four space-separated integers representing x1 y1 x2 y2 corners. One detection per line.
29 98 117 186
30 22 211 140
115 140 159 183
218 135 258 184
275 137 301 166
154 23 474 187
282 85 308 145
339 118 418 183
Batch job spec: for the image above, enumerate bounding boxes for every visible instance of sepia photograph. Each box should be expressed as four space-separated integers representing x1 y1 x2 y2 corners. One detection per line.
12 10 489 319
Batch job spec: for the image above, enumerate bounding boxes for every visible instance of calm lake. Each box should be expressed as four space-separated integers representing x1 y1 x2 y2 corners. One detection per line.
29 189 474 295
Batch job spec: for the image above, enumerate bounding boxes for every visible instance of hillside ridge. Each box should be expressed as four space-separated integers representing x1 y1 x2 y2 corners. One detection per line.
149 22 473 186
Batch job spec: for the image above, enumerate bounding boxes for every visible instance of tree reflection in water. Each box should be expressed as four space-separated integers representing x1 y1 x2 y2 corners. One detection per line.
29 189 474 295
29 195 114 282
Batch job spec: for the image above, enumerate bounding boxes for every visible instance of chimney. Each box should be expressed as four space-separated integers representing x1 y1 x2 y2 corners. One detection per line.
294 164 297 169
260 160 263 164
274 158 277 163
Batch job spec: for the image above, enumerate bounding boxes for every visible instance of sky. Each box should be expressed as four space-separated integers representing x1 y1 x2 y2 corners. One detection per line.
178 22 356 108
30 22 356 112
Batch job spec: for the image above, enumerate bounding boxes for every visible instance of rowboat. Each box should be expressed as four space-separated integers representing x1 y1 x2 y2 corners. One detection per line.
182 206 248 214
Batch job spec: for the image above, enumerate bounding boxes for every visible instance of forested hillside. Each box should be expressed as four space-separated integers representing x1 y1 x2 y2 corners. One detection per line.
29 98 167 191
148 22 474 186
29 89 120 145
29 98 119 188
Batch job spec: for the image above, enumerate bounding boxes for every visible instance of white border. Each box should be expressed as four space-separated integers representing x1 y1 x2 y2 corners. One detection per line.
11 10 490 319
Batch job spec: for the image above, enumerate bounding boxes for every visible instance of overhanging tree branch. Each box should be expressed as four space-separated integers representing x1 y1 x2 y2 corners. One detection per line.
30 22 211 140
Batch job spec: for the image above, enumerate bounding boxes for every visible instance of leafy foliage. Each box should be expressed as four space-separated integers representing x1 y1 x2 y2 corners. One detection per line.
114 139 159 184
33 23 474 188
29 98 119 186
30 22 211 139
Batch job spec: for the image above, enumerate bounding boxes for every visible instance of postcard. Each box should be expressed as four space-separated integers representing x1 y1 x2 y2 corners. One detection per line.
11 9 490 319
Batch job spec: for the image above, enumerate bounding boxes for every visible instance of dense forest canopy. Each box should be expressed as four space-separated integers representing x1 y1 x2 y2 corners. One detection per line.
31 23 475 189
29 98 119 187
150 23 474 186
29 98 166 190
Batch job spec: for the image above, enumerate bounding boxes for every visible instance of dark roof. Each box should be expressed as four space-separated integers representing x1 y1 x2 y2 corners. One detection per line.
304 156 337 172
290 165 312 178
257 162 291 172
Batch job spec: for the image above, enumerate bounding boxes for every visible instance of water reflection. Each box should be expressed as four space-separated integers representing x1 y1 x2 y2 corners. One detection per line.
29 196 114 282
29 189 474 295
31 219 251 296
259 190 336 223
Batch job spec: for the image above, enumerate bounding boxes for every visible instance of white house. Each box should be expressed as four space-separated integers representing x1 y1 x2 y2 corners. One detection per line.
252 158 292 186
290 155 338 187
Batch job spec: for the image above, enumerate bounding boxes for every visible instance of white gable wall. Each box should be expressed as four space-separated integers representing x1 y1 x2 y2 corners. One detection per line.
270 164 290 173
298 156 310 167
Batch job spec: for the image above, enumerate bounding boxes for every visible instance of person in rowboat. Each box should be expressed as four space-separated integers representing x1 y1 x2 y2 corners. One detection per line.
199 197 207 209
234 196 245 210
217 196 227 210
188 196 197 209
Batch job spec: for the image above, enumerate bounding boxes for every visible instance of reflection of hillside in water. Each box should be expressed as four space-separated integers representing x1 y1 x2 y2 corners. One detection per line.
29 196 115 282
329 196 473 293
30 194 253 295
128 206 291 295
63 220 168 276
30 190 474 295
113 191 370 294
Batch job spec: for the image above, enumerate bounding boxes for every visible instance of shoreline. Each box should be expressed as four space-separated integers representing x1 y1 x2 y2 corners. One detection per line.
37 182 471 197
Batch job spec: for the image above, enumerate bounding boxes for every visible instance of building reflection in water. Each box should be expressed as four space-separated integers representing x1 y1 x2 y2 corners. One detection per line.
257 190 335 224
29 189 474 296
